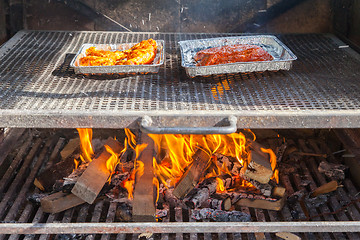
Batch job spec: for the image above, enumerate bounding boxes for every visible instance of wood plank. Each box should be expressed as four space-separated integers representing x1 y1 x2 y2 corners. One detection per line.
173 148 211 199
34 155 76 192
244 142 273 184
132 133 156 222
72 137 123 204
41 192 85 214
234 194 286 211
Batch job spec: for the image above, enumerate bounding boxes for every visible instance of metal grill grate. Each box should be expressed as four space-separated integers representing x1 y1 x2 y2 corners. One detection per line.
0 129 360 239
0 31 360 128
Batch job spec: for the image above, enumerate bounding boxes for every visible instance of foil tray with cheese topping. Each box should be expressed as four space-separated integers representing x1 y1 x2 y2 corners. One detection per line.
70 40 165 74
178 35 297 77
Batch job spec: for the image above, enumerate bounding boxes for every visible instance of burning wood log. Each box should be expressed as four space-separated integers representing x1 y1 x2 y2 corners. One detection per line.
191 208 251 222
184 175 233 209
132 133 157 222
232 188 286 211
245 178 273 197
41 192 86 214
34 138 80 191
201 193 232 211
243 142 274 184
163 188 187 209
173 148 212 199
71 137 123 204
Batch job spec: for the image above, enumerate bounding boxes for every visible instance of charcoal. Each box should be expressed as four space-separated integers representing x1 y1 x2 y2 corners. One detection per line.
191 208 251 222
155 209 168 220
318 161 348 181
55 234 85 240
115 203 132 222
62 182 75 193
287 190 306 205
227 211 252 222
305 194 328 208
27 193 49 205
192 208 214 220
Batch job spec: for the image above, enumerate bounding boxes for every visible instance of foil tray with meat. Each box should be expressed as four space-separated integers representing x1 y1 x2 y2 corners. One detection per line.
178 35 297 77
70 40 165 74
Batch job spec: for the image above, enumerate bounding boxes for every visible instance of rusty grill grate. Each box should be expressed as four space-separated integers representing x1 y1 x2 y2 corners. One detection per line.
0 31 360 128
0 129 360 239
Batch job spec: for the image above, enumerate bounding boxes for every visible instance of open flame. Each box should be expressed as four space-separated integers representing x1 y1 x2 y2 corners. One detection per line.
151 132 254 188
150 131 277 193
75 128 278 200
77 128 94 163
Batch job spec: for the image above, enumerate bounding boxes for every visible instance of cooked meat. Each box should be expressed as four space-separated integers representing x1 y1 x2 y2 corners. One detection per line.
79 39 157 66
119 38 157 65
194 44 273 66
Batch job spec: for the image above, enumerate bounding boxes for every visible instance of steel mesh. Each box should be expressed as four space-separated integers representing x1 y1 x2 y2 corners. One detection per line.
0 31 360 128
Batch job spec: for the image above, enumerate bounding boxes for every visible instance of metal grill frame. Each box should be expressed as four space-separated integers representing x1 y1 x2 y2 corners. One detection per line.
0 31 360 129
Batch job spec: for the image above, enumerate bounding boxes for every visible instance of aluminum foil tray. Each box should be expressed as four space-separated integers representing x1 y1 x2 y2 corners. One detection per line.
179 35 297 77
70 40 165 74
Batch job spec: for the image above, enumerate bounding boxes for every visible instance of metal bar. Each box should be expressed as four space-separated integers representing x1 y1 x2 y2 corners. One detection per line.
0 222 359 234
140 115 237 134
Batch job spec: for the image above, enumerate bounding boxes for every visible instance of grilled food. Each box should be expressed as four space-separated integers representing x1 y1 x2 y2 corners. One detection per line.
194 44 273 66
79 39 157 66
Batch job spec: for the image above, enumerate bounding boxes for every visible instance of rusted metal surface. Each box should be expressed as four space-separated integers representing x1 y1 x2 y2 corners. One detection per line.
0 222 360 234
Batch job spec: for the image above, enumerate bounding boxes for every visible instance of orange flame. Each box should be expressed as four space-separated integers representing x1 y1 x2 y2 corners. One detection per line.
261 147 279 183
104 144 119 180
216 177 226 193
76 128 94 163
150 132 253 188
153 176 160 203
122 143 146 200
73 158 80 171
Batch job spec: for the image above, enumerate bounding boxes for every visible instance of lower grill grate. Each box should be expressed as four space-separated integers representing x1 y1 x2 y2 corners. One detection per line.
0 129 359 239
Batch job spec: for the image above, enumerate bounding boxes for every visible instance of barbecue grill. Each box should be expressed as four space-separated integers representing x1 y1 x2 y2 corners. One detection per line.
1 0 360 238
0 30 360 238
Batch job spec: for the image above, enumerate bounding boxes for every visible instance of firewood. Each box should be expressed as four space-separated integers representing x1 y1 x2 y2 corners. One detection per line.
272 186 286 198
163 188 187 209
132 134 157 222
60 138 80 159
71 137 123 204
41 192 86 214
310 180 339 198
275 232 301 240
34 138 80 192
245 178 273 197
201 193 232 211
244 142 273 184
232 189 286 211
173 148 212 199
184 175 232 209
